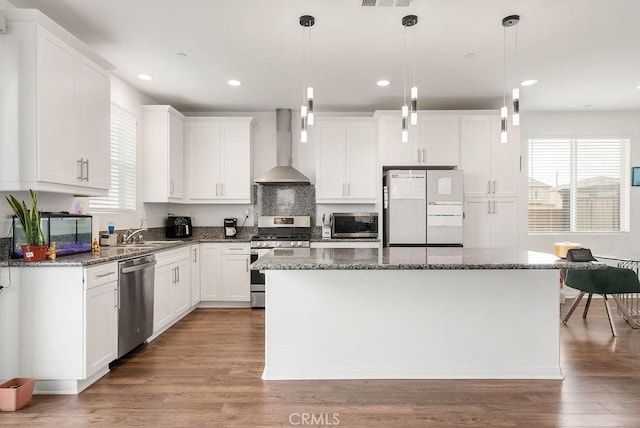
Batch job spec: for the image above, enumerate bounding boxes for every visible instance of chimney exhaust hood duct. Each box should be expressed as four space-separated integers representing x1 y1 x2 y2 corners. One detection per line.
254 108 311 184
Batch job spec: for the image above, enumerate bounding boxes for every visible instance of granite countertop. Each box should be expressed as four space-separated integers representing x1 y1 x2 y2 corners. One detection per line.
0 237 252 267
251 247 608 270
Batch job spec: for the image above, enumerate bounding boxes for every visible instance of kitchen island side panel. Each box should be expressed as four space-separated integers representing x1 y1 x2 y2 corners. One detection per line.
263 269 561 380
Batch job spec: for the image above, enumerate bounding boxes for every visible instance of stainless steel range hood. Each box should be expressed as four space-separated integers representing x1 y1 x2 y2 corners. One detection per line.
254 109 310 184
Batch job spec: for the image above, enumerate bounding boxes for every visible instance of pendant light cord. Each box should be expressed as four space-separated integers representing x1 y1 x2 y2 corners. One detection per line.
503 26 506 106
403 26 407 106
301 25 306 100
412 24 416 88
514 24 518 86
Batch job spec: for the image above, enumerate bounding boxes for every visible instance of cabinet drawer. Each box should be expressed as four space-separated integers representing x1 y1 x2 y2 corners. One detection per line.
222 243 250 255
155 246 190 268
84 262 118 289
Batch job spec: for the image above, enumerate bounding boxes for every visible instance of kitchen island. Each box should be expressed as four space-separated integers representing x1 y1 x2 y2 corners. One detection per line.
252 247 604 380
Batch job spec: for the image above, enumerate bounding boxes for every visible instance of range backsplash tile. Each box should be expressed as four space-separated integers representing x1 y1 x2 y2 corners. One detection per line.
255 184 316 225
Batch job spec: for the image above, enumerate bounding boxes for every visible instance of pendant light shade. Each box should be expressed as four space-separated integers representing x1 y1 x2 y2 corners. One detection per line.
300 15 315 143
400 15 418 142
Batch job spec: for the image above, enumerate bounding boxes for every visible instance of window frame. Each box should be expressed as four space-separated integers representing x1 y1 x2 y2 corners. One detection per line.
89 103 138 213
527 137 630 235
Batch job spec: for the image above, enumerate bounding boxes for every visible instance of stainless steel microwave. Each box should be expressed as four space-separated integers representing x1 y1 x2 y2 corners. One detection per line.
332 212 378 238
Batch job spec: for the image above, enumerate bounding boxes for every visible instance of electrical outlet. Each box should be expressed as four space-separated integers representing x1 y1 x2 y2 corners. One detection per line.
243 208 250 216
138 210 146 221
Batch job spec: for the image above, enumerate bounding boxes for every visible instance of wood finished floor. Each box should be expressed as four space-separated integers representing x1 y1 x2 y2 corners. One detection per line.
3 300 640 427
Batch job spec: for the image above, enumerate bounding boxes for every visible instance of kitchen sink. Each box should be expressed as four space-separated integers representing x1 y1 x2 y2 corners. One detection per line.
143 240 183 244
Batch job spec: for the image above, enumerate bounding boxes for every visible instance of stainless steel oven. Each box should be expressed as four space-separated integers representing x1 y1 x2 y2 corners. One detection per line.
250 216 311 308
332 212 378 238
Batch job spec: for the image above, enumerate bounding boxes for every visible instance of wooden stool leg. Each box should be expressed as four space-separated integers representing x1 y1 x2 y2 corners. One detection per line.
582 293 593 318
562 292 585 325
603 295 617 337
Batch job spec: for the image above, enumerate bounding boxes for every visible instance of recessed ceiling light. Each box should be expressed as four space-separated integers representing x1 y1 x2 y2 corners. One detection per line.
137 74 153 81
520 79 538 87
377 80 390 87
227 79 242 87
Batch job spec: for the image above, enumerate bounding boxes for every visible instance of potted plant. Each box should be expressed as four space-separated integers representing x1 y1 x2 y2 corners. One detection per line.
5 190 48 262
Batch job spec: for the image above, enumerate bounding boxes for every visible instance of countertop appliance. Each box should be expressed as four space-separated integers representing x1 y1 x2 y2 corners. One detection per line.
166 216 192 238
250 216 311 308
321 214 332 239
118 255 156 358
383 169 464 247
332 212 378 238
12 213 92 258
224 218 238 238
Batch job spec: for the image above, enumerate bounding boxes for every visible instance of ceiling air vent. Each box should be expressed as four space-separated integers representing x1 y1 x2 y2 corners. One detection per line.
361 0 413 6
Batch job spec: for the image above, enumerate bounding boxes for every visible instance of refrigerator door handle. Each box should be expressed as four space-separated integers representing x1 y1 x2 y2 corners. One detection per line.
487 200 491 214
492 180 496 194
492 200 496 214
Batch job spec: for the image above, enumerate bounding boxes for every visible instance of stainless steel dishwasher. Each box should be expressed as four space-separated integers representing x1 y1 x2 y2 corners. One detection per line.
118 255 156 358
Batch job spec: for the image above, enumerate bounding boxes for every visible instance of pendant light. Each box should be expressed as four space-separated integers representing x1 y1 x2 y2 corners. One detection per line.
505 14 521 127
501 14 520 144
401 15 418 143
300 15 315 143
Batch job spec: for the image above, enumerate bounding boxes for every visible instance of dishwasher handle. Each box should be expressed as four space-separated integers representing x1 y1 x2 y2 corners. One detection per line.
120 259 157 274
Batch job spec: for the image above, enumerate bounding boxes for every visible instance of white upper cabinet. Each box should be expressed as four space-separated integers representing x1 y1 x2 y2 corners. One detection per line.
419 115 460 166
0 11 112 195
142 105 185 202
460 115 519 198
378 113 460 167
185 117 253 204
315 117 376 203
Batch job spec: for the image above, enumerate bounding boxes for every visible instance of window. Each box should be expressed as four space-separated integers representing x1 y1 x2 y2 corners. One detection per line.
528 138 630 233
89 104 137 212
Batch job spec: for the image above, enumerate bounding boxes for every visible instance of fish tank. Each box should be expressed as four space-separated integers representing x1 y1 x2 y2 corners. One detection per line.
12 213 92 258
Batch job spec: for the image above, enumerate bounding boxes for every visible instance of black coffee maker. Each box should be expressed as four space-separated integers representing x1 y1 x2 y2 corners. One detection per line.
224 218 237 238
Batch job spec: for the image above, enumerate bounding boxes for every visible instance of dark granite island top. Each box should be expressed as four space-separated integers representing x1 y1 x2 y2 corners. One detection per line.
251 247 607 271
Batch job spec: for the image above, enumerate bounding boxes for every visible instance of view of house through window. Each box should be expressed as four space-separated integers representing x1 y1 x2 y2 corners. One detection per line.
89 104 137 212
528 138 630 233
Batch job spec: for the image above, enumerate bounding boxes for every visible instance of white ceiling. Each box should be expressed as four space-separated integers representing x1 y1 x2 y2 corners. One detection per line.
7 0 640 113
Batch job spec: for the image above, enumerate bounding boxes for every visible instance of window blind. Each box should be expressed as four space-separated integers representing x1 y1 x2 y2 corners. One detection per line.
89 104 137 212
528 138 630 233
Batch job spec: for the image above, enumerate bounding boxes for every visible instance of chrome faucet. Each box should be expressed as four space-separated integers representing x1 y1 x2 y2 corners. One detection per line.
122 220 146 244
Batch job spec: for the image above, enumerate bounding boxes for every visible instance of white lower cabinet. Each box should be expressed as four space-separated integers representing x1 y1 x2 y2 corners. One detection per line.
15 262 118 394
190 244 201 307
84 263 118 380
152 247 191 335
463 198 518 248
200 243 250 304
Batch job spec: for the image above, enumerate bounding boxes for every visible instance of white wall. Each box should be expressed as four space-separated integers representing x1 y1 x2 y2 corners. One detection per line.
519 111 640 254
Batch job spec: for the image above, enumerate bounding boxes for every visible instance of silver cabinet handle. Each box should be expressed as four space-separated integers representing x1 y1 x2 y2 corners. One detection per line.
487 180 491 194
487 201 491 214
492 200 496 214
176 266 180 283
84 159 90 181
416 148 420 163
246 258 249 272
96 271 116 278
215 183 219 196
170 180 174 195
193 248 197 263
115 288 119 309
172 267 176 284
77 159 83 180
346 182 350 196
492 180 496 194
220 182 224 196
228 247 244 251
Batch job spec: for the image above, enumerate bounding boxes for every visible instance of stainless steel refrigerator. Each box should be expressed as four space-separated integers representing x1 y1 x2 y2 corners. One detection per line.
383 169 464 247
